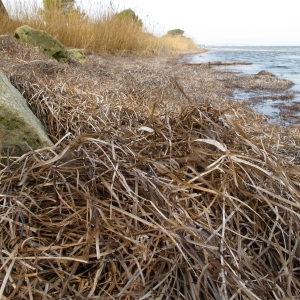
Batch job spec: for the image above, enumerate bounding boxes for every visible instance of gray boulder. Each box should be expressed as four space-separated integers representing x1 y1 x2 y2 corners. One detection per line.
0 70 53 155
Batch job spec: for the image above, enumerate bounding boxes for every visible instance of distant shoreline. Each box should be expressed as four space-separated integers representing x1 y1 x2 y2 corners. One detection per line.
182 45 300 125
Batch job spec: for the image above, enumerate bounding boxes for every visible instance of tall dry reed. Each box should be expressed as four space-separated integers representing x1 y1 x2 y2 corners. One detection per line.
0 0 198 54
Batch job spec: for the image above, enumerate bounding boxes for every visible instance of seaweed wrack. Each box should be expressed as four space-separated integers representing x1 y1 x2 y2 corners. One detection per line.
1 97 300 299
1 34 300 299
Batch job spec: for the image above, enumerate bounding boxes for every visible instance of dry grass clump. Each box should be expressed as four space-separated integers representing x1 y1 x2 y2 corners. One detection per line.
159 35 199 52
184 61 252 66
0 10 14 32
1 35 300 299
0 0 198 55
275 99 300 124
228 74 294 91
249 91 296 103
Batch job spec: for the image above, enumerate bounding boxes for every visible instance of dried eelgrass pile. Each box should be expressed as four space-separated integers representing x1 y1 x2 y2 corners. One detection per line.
1 101 300 299
1 36 300 299
229 74 294 91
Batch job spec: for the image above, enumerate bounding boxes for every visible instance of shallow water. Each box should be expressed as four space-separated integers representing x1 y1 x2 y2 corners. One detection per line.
185 46 300 124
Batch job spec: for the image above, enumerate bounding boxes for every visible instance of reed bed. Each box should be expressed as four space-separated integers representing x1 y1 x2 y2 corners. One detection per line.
0 0 198 55
1 35 300 299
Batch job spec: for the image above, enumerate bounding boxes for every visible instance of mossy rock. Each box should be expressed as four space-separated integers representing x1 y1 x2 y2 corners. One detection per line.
255 70 276 79
14 25 69 62
67 48 86 64
0 70 53 155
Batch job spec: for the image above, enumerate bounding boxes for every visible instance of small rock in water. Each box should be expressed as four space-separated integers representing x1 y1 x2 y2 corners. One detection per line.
255 70 275 78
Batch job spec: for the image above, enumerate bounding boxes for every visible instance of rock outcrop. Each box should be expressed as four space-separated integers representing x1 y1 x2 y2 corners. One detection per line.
0 70 53 155
255 70 276 78
14 25 85 64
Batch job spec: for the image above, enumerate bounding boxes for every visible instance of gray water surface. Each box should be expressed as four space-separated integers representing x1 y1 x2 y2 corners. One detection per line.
186 46 300 124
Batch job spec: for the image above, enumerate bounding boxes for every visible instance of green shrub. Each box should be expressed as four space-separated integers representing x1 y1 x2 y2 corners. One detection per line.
167 28 184 36
115 8 143 28
42 0 84 18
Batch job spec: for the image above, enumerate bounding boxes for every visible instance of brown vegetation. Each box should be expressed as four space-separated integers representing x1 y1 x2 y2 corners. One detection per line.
1 33 300 299
0 0 8 17
184 61 252 66
0 0 198 55
229 74 294 91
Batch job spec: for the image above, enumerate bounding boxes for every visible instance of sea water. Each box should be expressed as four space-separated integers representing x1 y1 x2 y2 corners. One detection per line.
185 46 300 124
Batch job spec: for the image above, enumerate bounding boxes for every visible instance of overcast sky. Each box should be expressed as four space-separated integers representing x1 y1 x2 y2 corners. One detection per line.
3 0 300 46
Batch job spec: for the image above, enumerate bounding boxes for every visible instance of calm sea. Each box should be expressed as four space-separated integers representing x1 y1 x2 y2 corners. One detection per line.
186 46 300 123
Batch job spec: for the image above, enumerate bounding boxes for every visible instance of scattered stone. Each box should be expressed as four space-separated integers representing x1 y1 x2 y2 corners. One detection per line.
0 70 53 155
14 25 69 62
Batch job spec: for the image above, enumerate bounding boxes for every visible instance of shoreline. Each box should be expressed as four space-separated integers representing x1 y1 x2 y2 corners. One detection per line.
1 35 300 299
183 46 300 124
0 34 298 133
0 34 298 138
